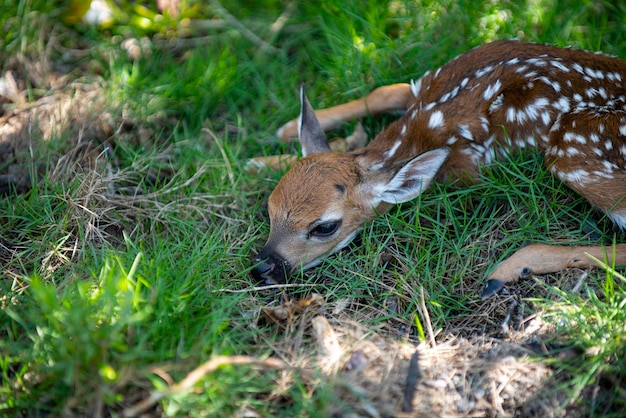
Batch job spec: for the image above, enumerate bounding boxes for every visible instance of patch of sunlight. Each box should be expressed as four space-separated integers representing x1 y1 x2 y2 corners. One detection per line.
477 7 513 42
525 0 552 26
352 34 376 56
477 0 554 41
388 0 408 15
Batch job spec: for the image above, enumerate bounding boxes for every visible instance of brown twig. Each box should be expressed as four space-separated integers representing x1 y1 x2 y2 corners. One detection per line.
419 287 436 347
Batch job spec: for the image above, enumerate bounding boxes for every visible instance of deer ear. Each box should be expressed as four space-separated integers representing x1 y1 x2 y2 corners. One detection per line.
378 148 450 204
299 87 331 157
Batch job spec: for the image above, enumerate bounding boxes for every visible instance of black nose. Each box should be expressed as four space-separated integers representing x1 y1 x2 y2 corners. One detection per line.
251 249 290 285
253 257 274 276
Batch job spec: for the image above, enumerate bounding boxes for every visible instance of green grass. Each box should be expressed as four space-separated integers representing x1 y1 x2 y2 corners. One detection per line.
1 0 626 416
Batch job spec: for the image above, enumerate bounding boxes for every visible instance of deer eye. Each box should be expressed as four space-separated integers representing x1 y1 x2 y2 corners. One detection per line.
309 220 341 239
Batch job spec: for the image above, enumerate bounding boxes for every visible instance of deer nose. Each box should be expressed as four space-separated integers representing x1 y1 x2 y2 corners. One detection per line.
253 257 274 276
251 257 278 285
251 250 290 285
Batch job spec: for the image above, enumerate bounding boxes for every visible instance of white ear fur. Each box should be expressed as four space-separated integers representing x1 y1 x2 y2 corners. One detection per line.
379 148 450 204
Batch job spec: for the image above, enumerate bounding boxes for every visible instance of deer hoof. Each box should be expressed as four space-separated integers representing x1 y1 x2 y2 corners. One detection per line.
481 278 505 300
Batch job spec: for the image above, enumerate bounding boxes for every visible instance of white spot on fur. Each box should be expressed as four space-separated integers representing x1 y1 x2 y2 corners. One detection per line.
558 169 591 185
479 116 489 132
525 97 550 121
489 94 505 113
592 170 613 179
410 79 422 97
458 124 473 141
603 160 618 171
566 147 580 157
440 91 452 103
428 110 445 129
441 86 461 104
524 71 538 79
585 67 604 79
506 107 516 123
475 65 494 78
484 147 496 164
553 97 571 113
515 65 529 74
563 132 586 144
538 76 560 92
506 107 531 124
550 60 570 72
384 140 402 159
483 79 502 101
527 58 547 66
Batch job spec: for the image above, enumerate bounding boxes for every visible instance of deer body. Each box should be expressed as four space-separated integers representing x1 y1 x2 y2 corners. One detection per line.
252 40 626 298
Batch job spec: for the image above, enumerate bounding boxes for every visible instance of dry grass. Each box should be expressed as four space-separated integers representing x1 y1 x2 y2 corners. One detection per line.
228 291 573 417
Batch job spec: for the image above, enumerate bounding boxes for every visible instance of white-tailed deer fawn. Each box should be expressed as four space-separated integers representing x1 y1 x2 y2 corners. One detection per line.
251 40 626 299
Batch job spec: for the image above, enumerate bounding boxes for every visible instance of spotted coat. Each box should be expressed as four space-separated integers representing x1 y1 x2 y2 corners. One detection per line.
357 40 626 225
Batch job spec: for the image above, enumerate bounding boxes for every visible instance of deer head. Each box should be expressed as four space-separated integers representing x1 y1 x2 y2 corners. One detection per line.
251 88 450 284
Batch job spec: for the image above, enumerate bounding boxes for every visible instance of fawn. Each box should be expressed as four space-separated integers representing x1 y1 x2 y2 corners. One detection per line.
251 40 626 299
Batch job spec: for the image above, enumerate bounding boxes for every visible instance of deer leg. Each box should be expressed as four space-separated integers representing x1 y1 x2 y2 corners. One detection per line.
483 108 626 299
482 243 626 298
276 83 412 141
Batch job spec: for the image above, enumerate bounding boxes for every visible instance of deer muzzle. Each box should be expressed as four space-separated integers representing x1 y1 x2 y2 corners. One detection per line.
251 247 291 285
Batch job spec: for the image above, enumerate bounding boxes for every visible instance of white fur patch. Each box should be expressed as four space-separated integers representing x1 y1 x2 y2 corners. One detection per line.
410 78 423 97
428 110 445 129
483 79 502 101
